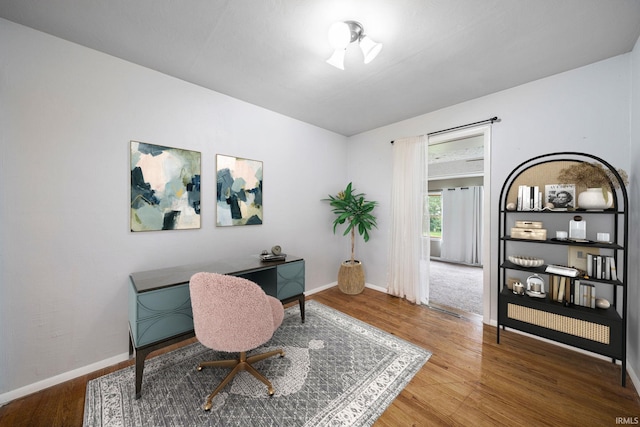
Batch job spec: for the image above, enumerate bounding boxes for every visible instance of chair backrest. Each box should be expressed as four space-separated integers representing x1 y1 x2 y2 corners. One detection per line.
189 272 277 352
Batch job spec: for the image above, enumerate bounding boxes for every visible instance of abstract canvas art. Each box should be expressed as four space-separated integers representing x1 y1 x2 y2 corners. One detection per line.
130 141 201 231
216 154 263 226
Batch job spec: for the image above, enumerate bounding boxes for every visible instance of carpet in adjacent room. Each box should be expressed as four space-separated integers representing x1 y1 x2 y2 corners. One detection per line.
429 260 483 315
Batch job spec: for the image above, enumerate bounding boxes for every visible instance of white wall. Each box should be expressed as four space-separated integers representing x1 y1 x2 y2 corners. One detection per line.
347 53 636 379
0 19 348 399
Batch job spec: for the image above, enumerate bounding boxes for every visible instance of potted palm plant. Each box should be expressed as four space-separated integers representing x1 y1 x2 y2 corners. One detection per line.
324 182 378 294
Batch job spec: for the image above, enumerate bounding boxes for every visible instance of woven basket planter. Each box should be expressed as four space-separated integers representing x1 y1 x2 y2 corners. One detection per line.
338 260 365 294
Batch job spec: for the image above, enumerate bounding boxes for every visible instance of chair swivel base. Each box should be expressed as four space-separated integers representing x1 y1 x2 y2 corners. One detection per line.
197 349 285 411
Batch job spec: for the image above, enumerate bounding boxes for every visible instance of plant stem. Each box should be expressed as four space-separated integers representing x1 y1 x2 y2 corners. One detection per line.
350 227 355 264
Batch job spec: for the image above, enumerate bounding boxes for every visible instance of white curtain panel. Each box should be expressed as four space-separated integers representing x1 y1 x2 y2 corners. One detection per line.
440 186 484 265
387 135 429 304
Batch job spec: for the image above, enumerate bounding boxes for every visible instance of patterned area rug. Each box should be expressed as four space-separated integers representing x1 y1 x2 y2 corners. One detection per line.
83 301 431 427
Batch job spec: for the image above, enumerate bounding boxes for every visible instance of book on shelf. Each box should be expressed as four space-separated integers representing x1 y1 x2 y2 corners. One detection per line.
581 282 589 307
517 185 523 210
557 276 566 303
610 257 617 281
584 284 591 307
551 275 558 301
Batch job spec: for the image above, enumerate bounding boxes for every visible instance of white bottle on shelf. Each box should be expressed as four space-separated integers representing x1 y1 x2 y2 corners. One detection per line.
569 215 586 240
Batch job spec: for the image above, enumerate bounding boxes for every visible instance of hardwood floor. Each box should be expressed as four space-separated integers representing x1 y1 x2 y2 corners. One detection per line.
1 286 638 426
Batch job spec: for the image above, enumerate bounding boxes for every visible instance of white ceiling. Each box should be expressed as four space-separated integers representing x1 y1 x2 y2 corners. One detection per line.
2 0 640 136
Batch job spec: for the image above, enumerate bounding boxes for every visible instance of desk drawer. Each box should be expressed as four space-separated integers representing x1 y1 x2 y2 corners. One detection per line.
277 261 305 299
133 308 194 347
135 283 191 320
129 281 193 347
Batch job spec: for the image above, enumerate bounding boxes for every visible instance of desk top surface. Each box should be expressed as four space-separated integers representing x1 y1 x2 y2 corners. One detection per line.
130 254 303 293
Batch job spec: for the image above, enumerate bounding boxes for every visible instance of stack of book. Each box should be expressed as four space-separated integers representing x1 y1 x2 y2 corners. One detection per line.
548 276 598 308
573 279 597 308
586 254 617 280
549 275 572 304
517 185 543 211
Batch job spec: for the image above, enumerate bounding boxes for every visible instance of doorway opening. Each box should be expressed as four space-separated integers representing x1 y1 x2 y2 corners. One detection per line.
426 126 491 320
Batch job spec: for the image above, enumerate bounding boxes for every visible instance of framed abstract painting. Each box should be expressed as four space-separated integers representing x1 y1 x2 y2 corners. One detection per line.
216 154 263 226
130 141 201 231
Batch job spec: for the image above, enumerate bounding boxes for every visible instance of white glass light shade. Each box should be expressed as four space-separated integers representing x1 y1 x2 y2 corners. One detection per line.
360 35 382 64
327 22 352 49
326 49 346 70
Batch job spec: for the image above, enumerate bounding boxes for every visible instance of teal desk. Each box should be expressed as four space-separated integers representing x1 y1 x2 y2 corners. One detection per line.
128 255 305 398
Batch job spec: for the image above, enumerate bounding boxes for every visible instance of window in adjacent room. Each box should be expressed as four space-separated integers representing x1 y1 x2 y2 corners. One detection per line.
427 191 442 239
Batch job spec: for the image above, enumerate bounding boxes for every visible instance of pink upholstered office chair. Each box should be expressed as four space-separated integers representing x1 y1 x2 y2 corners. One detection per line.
189 272 285 411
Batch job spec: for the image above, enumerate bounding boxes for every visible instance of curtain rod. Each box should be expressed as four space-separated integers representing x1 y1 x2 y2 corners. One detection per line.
390 116 500 144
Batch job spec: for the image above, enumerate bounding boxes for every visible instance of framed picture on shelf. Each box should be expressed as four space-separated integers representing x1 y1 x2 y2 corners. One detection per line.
545 184 575 209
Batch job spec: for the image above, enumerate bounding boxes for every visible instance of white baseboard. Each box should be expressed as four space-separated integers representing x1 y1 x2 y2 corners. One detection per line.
365 283 388 293
305 282 387 296
0 351 130 406
629 365 640 392
304 281 338 295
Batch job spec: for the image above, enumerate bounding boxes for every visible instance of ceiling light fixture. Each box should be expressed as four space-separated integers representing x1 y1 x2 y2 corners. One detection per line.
326 21 382 70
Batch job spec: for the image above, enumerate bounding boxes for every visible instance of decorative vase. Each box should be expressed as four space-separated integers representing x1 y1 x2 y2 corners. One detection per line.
577 187 613 210
337 260 365 294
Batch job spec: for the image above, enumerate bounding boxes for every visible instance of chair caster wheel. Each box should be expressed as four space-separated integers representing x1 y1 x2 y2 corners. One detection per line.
204 402 212 411
268 387 275 397
197 366 203 371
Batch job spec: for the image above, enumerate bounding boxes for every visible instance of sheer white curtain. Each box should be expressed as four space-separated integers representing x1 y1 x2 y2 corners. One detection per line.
387 135 429 304
440 186 484 265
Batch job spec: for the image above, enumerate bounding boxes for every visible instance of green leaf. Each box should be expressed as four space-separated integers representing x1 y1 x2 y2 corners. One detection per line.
322 182 378 255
